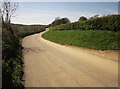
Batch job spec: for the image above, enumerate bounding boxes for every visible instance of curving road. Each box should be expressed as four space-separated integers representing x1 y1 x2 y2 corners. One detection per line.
22 28 118 87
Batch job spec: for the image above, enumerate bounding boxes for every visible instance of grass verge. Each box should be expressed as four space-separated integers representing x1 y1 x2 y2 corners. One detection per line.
42 30 119 50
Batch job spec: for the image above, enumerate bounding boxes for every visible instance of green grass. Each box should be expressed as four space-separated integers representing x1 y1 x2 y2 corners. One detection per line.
42 30 119 50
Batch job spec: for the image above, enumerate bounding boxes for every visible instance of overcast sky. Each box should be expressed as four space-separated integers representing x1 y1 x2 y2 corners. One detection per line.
11 2 118 25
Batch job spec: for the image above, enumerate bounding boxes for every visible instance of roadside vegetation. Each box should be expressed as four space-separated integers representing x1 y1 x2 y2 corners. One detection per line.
43 15 120 50
43 30 119 50
1 1 46 87
2 24 45 87
49 15 119 31
11 24 46 38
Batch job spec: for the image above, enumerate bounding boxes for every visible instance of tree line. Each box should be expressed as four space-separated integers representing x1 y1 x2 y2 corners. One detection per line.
49 15 120 32
48 15 107 27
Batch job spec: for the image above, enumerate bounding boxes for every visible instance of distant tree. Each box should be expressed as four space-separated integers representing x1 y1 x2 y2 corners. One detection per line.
79 16 87 21
51 17 70 27
89 15 99 19
55 17 61 21
107 14 111 16
94 14 99 18
61 17 70 24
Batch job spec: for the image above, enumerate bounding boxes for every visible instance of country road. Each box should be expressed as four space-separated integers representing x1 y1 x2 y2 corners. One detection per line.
22 29 118 87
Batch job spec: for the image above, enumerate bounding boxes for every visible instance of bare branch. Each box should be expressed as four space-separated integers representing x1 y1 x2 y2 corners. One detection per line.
1 0 19 25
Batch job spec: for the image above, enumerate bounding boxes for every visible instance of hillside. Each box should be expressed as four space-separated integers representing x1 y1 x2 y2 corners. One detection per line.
42 15 120 50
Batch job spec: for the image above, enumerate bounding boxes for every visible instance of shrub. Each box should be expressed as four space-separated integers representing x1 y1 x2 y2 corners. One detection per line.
50 15 120 32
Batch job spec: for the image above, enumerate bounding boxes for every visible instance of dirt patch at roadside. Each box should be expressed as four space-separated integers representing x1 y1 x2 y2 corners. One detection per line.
66 45 119 62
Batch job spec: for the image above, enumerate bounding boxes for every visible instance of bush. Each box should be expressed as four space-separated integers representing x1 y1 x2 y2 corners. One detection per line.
2 24 46 87
50 15 120 32
2 27 24 87
49 17 70 27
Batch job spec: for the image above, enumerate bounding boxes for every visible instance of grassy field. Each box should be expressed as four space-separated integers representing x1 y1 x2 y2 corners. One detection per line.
42 30 119 50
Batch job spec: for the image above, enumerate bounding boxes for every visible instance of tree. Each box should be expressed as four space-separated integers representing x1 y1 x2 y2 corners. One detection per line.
51 17 70 27
94 14 99 18
79 16 87 21
0 0 19 36
61 17 70 24
0 0 18 28
90 14 99 19
55 17 61 21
